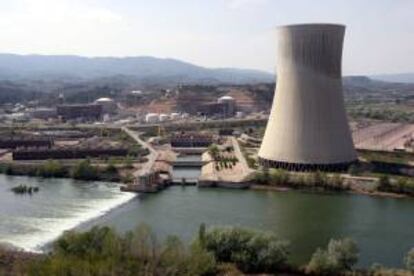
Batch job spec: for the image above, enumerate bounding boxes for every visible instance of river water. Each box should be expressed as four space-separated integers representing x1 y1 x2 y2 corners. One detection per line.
0 169 414 267
0 174 135 252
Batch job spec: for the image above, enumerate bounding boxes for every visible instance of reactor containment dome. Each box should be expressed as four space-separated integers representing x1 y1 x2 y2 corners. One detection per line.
258 24 357 171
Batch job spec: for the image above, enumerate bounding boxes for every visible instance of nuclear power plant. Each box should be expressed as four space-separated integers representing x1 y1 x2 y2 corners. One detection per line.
258 23 357 171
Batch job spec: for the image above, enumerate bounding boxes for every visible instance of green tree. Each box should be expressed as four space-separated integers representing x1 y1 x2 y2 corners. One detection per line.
71 159 98 181
378 175 391 191
105 158 118 174
306 238 359 275
37 160 65 177
198 226 289 273
269 169 289 185
208 144 219 160
124 155 134 169
405 248 414 271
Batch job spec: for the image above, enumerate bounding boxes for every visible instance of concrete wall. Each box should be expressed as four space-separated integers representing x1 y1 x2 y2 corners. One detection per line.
259 24 357 167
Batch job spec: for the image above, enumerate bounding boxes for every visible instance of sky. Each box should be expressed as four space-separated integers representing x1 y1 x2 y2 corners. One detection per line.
0 0 413 75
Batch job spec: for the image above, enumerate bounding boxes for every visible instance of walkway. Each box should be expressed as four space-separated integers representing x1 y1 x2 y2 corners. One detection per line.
121 127 158 177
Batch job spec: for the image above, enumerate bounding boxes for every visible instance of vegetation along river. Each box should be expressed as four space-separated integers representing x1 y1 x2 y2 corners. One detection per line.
0 168 413 268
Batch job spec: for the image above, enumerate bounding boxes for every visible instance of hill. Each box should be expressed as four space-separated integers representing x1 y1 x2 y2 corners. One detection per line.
371 73 414 84
0 54 274 85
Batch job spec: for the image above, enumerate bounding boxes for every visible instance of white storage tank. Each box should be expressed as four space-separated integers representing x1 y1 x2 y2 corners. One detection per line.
145 113 159 123
170 113 180 120
235 111 244 118
94 97 117 114
159 113 170 122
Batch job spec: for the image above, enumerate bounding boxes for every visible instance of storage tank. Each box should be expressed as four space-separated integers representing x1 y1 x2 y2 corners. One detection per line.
170 113 180 120
258 24 357 171
145 113 159 123
159 113 170 122
94 97 117 114
217 95 236 117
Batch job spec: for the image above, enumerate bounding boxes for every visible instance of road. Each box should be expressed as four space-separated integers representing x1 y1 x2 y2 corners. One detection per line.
121 127 158 177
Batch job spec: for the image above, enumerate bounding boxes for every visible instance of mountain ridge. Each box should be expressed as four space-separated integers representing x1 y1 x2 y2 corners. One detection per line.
0 54 274 85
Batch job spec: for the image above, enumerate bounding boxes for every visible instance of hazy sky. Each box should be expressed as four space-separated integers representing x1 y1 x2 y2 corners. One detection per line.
0 0 413 75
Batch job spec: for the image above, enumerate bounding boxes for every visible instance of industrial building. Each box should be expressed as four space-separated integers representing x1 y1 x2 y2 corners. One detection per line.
94 97 117 114
28 108 57 120
259 24 357 171
198 95 236 118
57 104 102 121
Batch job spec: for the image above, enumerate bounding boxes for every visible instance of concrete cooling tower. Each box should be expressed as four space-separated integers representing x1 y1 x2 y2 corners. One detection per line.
258 24 357 171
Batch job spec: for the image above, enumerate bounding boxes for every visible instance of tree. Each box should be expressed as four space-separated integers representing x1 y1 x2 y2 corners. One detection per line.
306 238 359 275
348 164 362 176
37 160 65 178
405 248 414 271
124 155 134 169
105 158 118 174
197 226 289 273
269 169 289 185
330 174 344 190
207 144 220 160
378 175 391 191
71 159 98 181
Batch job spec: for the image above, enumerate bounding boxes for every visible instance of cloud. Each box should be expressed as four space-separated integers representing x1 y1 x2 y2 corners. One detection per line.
0 0 127 55
0 0 124 26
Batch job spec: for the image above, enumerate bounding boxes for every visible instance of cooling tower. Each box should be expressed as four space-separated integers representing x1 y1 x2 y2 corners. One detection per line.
258 24 357 171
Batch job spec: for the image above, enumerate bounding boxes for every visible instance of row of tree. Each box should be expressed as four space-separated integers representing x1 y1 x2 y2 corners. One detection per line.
3 225 413 275
254 169 349 192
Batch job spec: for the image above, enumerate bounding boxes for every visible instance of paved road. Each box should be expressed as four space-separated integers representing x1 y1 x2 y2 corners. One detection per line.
121 127 158 177
230 137 255 179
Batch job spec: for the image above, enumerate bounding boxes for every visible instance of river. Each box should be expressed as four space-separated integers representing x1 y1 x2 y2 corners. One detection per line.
0 169 413 267
0 174 135 252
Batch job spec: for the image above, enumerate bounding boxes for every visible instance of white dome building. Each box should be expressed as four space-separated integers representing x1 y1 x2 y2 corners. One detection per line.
217 95 236 117
94 97 117 114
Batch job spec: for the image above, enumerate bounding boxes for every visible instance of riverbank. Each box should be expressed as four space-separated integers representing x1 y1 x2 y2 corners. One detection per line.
250 184 410 199
0 157 139 184
1 224 413 276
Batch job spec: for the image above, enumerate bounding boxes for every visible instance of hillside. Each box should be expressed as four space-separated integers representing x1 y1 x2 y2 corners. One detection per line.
371 73 414 84
0 54 274 85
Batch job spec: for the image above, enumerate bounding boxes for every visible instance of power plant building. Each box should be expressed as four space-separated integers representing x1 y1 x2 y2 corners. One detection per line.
94 97 117 114
57 104 102 121
259 24 357 171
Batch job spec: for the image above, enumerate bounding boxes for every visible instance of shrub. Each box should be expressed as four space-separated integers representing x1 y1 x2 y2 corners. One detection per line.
197 226 289 273
124 155 134 169
32 225 216 276
348 163 363 176
208 144 219 160
37 160 66 178
71 159 98 181
269 169 289 185
405 248 414 271
378 175 391 191
306 238 359 275
254 170 268 184
105 159 118 174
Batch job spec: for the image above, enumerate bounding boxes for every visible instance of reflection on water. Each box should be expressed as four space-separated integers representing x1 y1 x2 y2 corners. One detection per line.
84 186 414 268
172 154 202 179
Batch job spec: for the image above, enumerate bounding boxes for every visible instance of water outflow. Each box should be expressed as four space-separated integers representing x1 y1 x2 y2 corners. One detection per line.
0 175 136 252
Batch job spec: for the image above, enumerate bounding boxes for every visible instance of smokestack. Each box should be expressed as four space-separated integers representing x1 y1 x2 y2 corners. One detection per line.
259 24 357 171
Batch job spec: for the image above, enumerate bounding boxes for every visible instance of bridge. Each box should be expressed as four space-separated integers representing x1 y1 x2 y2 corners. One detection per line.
171 178 199 185
171 160 209 167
